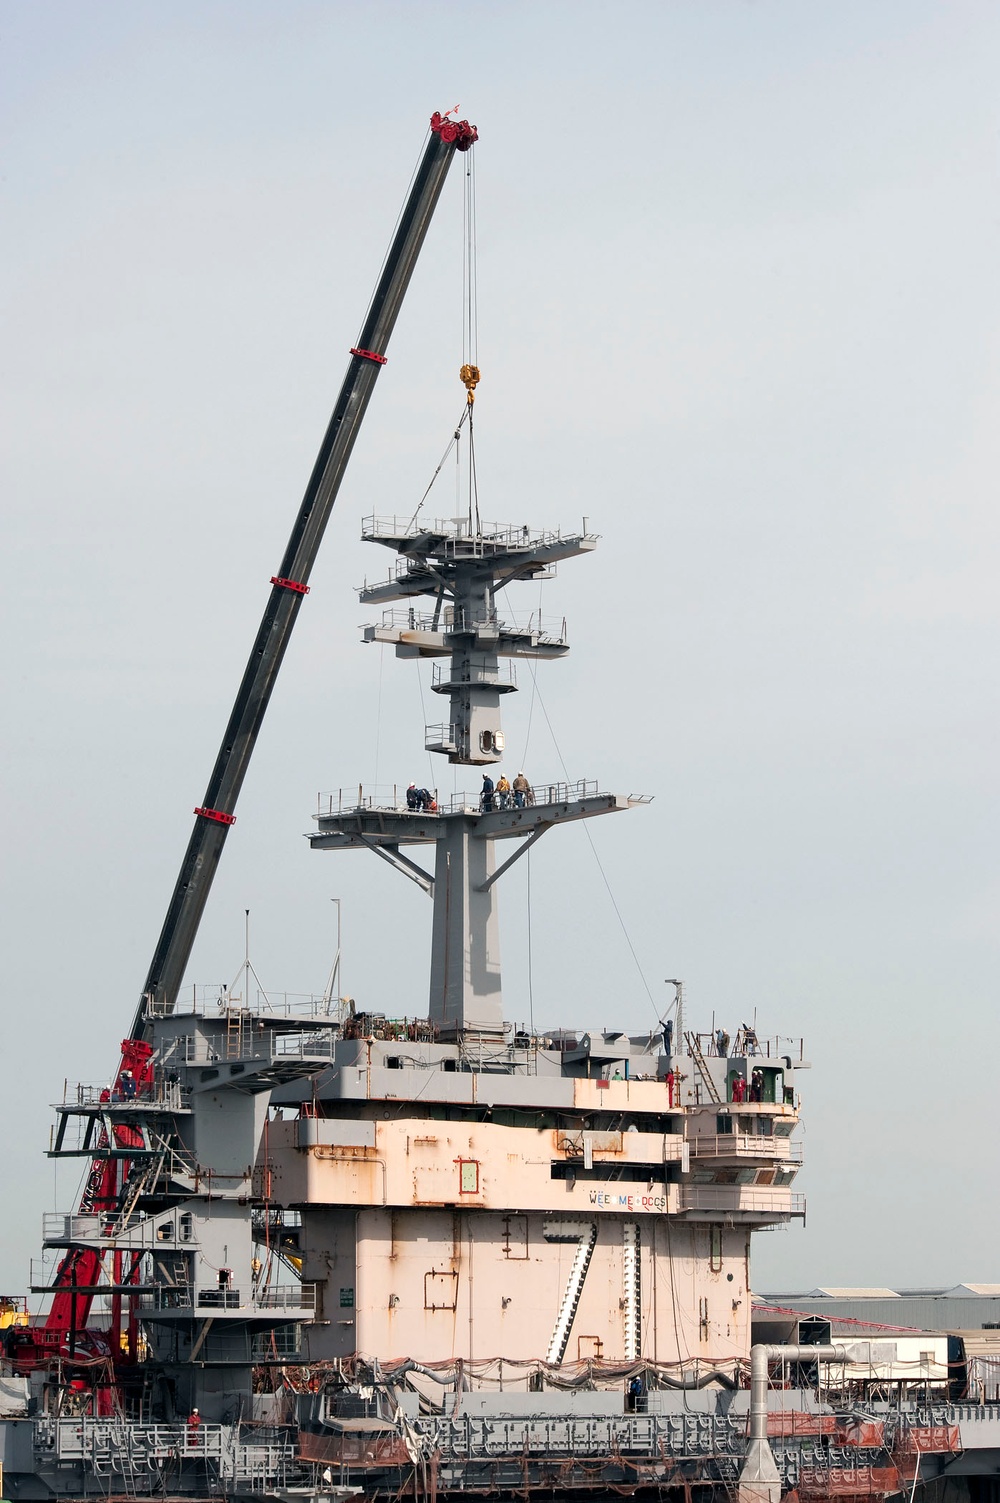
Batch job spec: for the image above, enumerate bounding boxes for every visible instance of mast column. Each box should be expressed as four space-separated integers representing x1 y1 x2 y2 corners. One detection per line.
429 820 503 1035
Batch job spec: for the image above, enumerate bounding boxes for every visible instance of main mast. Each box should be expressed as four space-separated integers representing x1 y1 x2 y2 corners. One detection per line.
311 515 645 1035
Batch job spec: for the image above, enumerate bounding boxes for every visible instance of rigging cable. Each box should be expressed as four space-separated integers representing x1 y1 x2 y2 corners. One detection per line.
406 406 469 533
372 642 386 792
501 584 659 1020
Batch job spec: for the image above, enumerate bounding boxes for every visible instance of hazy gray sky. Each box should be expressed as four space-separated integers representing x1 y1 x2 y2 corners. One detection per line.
3 1 998 1302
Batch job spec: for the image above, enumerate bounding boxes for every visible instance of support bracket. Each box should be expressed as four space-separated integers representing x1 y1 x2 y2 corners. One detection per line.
475 824 550 892
359 837 435 896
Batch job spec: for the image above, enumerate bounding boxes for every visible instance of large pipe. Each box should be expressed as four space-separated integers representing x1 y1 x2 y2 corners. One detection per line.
749 1343 846 1440
740 1344 847 1503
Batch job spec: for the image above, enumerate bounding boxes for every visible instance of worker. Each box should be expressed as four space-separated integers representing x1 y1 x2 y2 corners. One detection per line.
406 783 419 810
716 1028 730 1057
119 1070 136 1101
187 1408 201 1445
480 774 495 812
750 1069 764 1103
496 773 511 809
731 1074 747 1104
661 1018 674 1055
512 771 532 807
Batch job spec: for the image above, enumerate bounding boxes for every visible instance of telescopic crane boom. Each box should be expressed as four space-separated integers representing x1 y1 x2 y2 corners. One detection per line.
41 111 477 1355
133 111 476 1036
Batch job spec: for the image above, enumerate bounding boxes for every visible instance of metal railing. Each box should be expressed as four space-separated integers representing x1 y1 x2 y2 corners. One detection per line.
679 1187 806 1216
316 777 615 820
689 1135 803 1161
362 513 588 550
153 985 338 1019
39 1416 299 1481
431 660 517 690
175 1031 337 1066
55 1079 191 1112
138 1283 316 1314
688 1031 807 1062
369 603 569 646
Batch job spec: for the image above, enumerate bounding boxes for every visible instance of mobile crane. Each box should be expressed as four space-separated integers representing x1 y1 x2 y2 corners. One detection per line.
12 110 477 1380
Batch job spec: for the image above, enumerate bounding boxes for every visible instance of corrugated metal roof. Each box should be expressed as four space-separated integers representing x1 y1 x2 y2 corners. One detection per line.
760 1291 1000 1333
814 1288 900 1298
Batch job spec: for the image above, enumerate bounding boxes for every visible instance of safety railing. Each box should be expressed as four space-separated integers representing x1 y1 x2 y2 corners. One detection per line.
679 1187 806 1216
55 1079 191 1112
431 660 517 690
138 1283 316 1314
689 1031 808 1062
40 1416 299 1476
368 603 569 646
175 1031 337 1066
43 1213 104 1243
161 986 338 1019
315 783 439 817
361 513 588 550
315 778 628 820
688 1135 803 1161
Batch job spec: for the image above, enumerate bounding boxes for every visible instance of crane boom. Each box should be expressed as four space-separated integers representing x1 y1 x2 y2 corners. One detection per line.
133 112 476 1034
40 112 476 1354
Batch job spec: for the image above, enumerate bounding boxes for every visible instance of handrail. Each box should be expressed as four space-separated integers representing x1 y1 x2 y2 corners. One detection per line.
315 777 619 819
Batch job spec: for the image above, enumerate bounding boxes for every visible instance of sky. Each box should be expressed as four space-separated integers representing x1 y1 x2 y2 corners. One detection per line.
2 0 998 1305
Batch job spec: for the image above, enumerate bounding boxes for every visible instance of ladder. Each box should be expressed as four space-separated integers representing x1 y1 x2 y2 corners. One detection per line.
546 1222 598 1364
116 1141 169 1229
225 1008 247 1059
622 1221 641 1360
685 1032 722 1105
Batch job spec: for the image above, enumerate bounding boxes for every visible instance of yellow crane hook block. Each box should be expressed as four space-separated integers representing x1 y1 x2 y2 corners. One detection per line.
460 363 481 404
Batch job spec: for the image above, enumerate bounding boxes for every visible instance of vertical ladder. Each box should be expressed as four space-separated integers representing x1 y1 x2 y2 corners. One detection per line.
685 1032 722 1105
225 1009 246 1060
546 1222 598 1364
622 1222 641 1360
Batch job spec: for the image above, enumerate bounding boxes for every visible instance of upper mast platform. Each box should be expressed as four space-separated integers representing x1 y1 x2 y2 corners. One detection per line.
358 514 596 603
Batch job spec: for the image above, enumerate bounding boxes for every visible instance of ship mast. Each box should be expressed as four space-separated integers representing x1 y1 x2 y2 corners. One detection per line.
311 516 647 1035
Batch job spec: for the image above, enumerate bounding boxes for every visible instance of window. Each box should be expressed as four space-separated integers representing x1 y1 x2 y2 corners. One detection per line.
709 1227 723 1273
459 1159 480 1194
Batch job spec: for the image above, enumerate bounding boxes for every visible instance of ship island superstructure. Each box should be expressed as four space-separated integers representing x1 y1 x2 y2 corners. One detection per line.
267 512 807 1381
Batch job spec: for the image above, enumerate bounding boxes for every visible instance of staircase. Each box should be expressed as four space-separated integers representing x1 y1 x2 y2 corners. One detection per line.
546 1222 598 1364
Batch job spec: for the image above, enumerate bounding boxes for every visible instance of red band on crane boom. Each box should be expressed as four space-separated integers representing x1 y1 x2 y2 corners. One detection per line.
194 807 236 826
270 576 310 594
350 347 388 365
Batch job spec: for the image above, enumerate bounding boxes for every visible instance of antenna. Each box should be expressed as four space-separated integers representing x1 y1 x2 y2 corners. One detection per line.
227 908 272 1011
321 899 343 1017
664 979 684 1054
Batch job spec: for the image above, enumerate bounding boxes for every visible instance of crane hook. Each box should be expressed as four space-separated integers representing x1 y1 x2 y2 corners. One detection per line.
460 363 481 405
